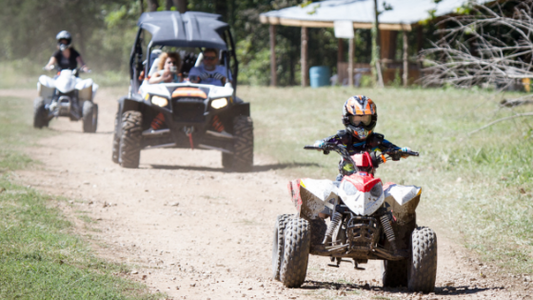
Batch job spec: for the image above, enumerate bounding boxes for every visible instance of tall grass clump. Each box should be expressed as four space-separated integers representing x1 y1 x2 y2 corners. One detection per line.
240 86 533 273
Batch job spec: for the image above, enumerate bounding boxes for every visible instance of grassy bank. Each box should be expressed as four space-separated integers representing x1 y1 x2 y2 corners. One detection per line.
240 86 533 274
0 95 160 299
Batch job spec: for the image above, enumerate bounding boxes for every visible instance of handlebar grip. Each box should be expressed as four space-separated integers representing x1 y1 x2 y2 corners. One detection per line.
304 145 322 150
404 150 419 156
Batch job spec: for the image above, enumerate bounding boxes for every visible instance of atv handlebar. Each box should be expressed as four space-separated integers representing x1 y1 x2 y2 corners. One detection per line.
304 143 418 166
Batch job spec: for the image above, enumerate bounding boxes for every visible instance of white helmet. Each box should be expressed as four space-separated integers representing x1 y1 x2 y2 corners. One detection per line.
56 30 72 51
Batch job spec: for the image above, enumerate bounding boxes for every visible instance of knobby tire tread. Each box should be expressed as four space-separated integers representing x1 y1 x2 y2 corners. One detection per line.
272 214 293 281
33 97 48 129
280 218 310 288
112 112 120 163
82 101 98 133
408 226 438 293
119 111 142 168
231 116 253 172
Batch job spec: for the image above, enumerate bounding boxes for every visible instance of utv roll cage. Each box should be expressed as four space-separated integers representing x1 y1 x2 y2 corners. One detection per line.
129 11 239 94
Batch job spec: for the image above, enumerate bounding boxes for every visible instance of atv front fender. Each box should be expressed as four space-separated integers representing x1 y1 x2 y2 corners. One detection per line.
288 179 339 219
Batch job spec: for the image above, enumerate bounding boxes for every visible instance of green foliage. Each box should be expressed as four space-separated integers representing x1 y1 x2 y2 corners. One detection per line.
0 0 139 73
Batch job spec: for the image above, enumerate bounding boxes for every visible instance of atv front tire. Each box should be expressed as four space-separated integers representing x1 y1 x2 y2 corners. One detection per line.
382 259 409 288
33 97 49 129
408 227 437 293
82 101 98 133
280 217 310 288
112 112 120 164
223 116 253 172
119 111 142 168
272 214 292 281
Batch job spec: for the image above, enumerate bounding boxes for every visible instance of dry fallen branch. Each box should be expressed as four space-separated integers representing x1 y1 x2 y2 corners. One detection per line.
468 112 533 135
420 0 533 90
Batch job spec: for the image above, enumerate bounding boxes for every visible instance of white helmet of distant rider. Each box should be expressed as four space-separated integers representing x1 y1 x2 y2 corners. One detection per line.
56 31 72 51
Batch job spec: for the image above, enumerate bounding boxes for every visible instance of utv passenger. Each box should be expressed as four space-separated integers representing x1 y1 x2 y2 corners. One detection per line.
188 48 231 86
148 52 182 84
44 31 89 72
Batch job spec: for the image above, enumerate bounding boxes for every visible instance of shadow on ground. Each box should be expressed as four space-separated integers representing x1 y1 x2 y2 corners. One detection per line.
146 162 321 173
301 280 501 296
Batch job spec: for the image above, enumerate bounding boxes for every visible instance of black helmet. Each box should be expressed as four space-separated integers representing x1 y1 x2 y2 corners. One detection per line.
342 95 378 140
56 30 72 51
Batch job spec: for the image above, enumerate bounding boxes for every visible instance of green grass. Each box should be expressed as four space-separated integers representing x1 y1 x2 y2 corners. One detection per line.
0 95 161 299
239 86 533 274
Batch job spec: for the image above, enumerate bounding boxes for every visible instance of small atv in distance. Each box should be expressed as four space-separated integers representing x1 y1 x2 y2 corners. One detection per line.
272 144 437 293
34 68 98 133
112 11 253 171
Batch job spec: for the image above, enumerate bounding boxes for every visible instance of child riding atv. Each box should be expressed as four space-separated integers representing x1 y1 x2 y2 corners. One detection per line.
314 95 412 181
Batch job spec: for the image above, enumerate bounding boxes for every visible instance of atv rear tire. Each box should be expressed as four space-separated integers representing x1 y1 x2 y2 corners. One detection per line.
33 97 48 129
408 227 437 293
82 101 98 133
119 111 142 168
112 112 120 164
272 214 293 281
280 217 310 288
225 116 253 172
382 259 409 288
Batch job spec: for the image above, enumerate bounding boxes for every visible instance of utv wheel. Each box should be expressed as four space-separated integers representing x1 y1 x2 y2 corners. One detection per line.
408 227 437 293
280 218 310 288
382 259 409 288
82 101 98 133
33 97 48 129
272 214 293 281
226 116 253 172
111 112 120 164
119 111 142 168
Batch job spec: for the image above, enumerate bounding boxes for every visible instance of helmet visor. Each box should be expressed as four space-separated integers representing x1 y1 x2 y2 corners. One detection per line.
349 115 371 126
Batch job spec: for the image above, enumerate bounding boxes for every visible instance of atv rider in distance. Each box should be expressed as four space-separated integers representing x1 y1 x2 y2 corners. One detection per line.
44 30 89 73
188 48 231 86
314 95 412 197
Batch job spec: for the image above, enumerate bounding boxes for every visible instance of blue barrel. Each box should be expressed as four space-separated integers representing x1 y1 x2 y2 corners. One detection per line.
309 66 331 88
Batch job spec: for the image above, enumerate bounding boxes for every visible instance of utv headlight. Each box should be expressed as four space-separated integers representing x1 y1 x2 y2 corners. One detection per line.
211 97 228 109
151 95 169 107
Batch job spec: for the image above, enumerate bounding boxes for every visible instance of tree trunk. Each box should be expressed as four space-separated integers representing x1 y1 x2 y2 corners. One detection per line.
348 37 354 86
174 0 187 13
371 0 383 87
403 28 408 87
270 25 277 87
301 26 308 87
148 0 159 12
140 0 145 13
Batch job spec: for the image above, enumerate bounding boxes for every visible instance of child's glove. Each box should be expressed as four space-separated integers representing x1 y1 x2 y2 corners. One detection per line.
401 147 411 158
313 140 325 149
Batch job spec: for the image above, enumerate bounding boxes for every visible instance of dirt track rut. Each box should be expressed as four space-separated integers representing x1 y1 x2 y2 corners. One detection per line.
4 88 529 300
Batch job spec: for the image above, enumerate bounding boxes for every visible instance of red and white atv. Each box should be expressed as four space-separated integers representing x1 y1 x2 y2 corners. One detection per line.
272 143 437 293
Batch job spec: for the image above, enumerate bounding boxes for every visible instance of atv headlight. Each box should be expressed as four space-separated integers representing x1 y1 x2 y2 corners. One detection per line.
151 95 169 107
370 182 382 197
211 98 228 109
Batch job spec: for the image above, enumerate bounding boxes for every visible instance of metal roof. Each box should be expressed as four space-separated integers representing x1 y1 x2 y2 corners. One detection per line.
260 0 494 30
138 11 229 49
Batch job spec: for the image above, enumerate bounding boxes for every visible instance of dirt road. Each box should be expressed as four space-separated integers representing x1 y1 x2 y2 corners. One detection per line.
6 88 530 299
